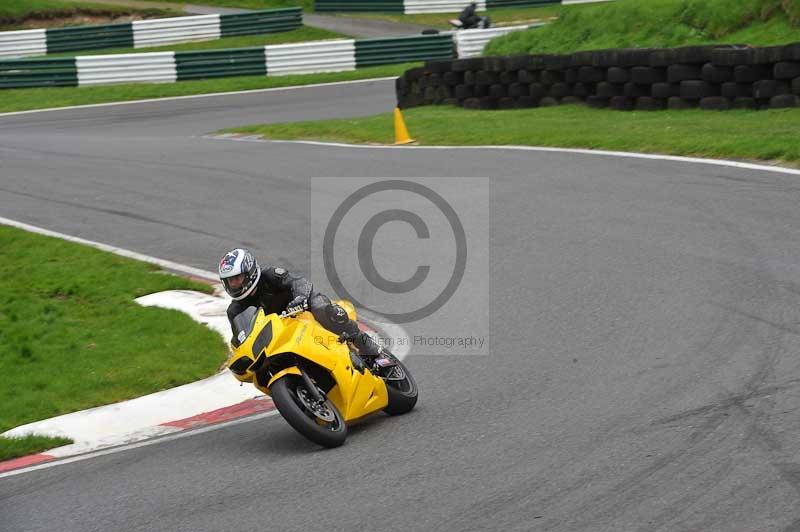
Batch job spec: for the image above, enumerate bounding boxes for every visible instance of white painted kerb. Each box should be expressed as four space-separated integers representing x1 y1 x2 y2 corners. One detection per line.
2 290 258 446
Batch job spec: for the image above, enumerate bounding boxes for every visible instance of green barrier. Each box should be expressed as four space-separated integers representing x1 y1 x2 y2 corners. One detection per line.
175 48 266 81
0 57 77 88
356 35 454 67
220 8 303 38
315 0 404 12
45 23 134 54
0 32 450 89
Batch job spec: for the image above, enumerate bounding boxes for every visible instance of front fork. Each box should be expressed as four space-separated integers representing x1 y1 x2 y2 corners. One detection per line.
298 364 326 403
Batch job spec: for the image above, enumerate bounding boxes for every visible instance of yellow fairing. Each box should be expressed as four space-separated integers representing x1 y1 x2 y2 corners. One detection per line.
326 359 389 422
229 305 388 422
267 367 301 389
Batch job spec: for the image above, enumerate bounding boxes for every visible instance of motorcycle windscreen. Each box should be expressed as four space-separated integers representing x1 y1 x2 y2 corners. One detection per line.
231 306 259 347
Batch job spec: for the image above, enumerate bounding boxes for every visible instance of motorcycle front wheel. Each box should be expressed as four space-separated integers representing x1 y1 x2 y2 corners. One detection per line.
382 359 418 415
271 375 347 448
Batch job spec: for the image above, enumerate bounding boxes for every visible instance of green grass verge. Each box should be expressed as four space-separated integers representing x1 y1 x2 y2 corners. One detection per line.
0 435 73 462
339 4 570 30
0 225 226 461
0 0 176 30
50 26 346 56
221 104 800 166
486 0 800 56
0 62 417 114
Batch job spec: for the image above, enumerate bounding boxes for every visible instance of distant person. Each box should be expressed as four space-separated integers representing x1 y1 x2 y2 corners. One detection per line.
458 2 490 29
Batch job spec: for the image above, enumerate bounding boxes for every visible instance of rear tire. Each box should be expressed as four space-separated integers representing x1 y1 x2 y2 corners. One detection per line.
382 360 418 415
271 375 347 448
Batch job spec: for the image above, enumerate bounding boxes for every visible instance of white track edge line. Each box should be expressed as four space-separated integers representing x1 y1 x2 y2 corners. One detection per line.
0 217 217 281
0 410 280 480
223 138 800 178
0 77 397 118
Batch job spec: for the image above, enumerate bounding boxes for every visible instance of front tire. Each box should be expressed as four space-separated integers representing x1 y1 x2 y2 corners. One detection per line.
383 360 418 415
271 375 347 448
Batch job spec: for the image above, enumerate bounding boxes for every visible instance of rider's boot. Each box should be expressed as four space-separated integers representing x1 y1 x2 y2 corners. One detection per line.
353 331 388 359
356 332 401 375
341 331 396 371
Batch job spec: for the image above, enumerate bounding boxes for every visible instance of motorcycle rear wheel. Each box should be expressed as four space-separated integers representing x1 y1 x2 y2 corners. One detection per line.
271 375 347 448
382 360 418 415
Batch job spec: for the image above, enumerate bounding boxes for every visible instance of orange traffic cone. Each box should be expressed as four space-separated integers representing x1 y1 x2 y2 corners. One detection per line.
393 107 415 145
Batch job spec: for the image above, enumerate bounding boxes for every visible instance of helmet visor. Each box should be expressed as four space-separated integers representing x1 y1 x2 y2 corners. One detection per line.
223 272 248 298
227 273 246 290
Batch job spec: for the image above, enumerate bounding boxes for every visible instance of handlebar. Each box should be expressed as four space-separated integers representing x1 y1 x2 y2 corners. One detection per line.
280 301 308 318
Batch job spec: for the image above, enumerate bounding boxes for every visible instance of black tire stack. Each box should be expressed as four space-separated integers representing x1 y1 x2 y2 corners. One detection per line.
396 43 800 111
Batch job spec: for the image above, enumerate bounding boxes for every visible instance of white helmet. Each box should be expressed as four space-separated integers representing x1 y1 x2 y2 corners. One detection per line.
218 248 261 300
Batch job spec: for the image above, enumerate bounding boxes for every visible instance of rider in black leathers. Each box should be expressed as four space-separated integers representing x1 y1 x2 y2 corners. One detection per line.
459 2 490 29
219 248 386 359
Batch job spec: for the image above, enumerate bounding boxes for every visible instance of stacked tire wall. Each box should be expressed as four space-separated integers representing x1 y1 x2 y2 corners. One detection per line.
395 43 800 111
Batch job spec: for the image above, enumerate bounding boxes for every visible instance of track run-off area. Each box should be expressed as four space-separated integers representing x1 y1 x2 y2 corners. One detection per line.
3 78 800 531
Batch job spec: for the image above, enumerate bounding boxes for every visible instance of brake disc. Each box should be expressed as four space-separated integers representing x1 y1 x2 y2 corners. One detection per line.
296 387 335 422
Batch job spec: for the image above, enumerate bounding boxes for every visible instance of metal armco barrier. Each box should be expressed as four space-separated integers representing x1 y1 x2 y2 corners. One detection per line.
175 48 267 81
455 24 541 58
0 29 47 59
0 32 468 89
77 52 176 86
355 34 454 67
266 39 356 75
132 15 220 49
0 57 77 88
317 0 605 13
46 23 134 54
221 9 302 37
315 0 404 12
404 0 486 14
0 9 302 59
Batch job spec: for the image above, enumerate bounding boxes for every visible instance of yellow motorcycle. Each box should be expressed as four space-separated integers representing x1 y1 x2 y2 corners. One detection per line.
227 301 417 447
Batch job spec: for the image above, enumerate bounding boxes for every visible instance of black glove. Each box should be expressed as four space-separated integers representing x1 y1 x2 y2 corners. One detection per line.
288 296 307 310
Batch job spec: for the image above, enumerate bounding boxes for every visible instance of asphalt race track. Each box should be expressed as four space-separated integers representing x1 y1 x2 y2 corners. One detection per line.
3 79 800 531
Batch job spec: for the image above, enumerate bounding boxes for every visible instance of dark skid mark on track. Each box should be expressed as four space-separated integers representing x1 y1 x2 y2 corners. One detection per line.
0 186 229 241
8 108 216 132
783 517 800 532
721 303 800 337
0 140 306 191
699 205 800 511
557 193 800 530
0 111 178 131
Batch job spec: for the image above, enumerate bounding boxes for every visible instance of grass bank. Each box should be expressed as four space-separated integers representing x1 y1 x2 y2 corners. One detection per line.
221 104 800 166
0 0 176 30
0 225 226 461
486 0 800 56
0 62 416 114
